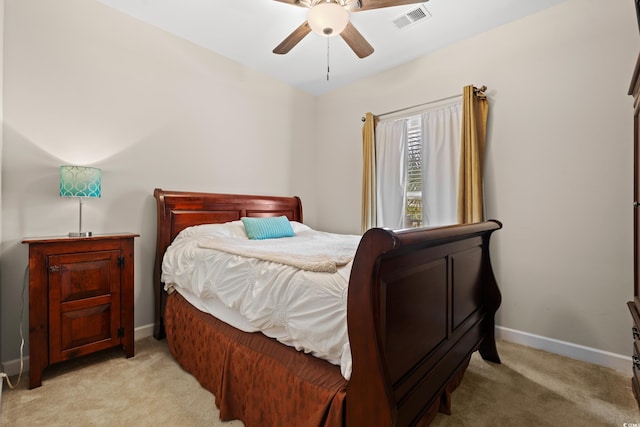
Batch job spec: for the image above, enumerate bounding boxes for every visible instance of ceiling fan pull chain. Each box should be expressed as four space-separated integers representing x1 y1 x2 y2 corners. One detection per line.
326 38 330 81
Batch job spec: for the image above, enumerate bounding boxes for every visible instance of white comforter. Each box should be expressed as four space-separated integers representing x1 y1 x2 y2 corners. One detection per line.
161 221 361 380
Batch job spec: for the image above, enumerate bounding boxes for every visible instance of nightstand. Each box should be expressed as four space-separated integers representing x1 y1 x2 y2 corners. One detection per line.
22 233 139 389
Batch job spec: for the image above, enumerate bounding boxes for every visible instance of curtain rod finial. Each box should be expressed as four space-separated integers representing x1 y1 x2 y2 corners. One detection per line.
361 116 366 122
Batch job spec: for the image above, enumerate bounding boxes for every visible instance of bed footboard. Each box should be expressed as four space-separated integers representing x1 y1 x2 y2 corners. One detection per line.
346 220 502 426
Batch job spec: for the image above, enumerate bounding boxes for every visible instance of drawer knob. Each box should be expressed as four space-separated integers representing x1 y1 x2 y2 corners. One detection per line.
49 265 60 273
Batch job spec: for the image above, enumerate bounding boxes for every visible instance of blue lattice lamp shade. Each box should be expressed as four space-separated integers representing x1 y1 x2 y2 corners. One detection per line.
60 166 101 198
60 166 101 237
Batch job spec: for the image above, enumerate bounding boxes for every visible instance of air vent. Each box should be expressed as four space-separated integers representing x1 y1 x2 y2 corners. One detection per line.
392 4 431 30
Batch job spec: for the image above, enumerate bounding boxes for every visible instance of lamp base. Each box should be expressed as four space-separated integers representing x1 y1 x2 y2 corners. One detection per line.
68 231 92 237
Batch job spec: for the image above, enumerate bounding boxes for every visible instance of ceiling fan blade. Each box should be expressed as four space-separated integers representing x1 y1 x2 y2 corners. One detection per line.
354 0 426 12
272 0 308 8
340 22 374 58
273 21 312 55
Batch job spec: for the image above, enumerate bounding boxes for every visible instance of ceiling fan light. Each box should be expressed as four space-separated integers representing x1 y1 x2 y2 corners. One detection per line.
307 2 349 37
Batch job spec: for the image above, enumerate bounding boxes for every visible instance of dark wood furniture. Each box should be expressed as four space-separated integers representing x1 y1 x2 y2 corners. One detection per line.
629 52 640 409
153 188 502 426
23 233 138 389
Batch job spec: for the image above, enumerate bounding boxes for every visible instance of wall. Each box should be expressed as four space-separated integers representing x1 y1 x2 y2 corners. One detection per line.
0 2 3 226
0 0 317 364
314 0 640 363
0 0 4 366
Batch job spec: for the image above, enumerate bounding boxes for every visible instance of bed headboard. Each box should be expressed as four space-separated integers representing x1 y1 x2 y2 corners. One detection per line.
152 188 303 338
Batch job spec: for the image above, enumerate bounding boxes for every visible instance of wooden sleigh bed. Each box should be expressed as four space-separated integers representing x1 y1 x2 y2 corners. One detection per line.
153 188 502 426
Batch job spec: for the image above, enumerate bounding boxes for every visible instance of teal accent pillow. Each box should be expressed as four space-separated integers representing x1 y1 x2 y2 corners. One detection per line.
241 216 295 240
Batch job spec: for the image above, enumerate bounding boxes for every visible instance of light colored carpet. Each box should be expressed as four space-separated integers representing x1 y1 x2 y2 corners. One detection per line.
1 337 638 426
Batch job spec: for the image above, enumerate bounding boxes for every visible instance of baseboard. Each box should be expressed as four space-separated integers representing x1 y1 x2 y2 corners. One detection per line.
1 358 25 379
134 323 155 341
1 323 156 377
496 326 630 374
2 325 630 376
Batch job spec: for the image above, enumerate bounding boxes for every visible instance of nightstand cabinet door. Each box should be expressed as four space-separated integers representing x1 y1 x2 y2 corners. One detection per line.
48 250 122 364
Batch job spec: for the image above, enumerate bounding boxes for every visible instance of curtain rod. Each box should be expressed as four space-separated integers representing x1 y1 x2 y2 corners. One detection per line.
361 85 487 122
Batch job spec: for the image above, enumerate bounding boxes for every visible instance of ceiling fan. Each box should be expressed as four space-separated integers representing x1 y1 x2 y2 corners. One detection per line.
272 0 427 59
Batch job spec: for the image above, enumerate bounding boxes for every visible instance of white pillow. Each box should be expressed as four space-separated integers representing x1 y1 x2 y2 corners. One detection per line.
289 221 312 233
177 219 311 241
176 221 249 240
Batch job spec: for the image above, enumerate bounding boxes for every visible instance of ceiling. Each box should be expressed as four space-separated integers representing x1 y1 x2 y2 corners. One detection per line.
95 0 569 95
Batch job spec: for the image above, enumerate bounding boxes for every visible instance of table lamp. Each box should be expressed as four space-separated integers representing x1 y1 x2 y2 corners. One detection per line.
59 165 101 237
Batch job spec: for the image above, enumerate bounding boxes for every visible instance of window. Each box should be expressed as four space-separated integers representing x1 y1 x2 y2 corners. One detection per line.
405 117 422 228
375 102 462 230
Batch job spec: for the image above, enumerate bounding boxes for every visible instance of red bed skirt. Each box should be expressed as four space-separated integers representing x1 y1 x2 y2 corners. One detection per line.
164 291 348 426
164 291 470 426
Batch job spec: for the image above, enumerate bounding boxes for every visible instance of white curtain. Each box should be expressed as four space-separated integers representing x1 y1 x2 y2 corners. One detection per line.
374 101 462 230
421 102 462 227
375 118 407 229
